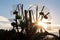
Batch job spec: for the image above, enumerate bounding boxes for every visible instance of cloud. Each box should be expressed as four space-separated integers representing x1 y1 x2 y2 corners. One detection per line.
0 16 13 30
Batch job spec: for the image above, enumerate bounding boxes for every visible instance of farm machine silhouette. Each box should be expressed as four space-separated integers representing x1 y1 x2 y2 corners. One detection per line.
11 3 59 40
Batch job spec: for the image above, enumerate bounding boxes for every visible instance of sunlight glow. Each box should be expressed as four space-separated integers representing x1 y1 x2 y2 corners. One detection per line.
36 20 47 33
37 19 47 30
37 21 42 26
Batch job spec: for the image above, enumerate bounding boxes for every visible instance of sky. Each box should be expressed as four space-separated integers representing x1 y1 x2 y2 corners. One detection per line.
0 0 60 24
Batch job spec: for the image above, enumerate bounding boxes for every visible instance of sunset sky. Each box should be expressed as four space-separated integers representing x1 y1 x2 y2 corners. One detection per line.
0 0 60 24
0 0 60 36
